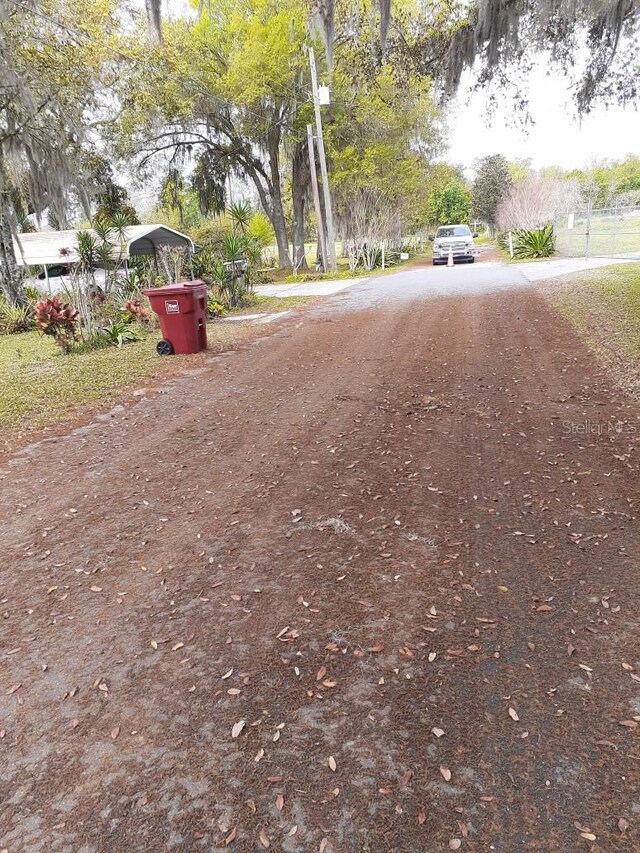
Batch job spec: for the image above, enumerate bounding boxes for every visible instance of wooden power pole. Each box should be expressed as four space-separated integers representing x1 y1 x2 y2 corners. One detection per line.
307 46 337 273
306 124 328 272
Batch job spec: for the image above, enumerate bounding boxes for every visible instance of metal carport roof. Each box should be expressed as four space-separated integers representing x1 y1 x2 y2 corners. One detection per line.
13 224 194 267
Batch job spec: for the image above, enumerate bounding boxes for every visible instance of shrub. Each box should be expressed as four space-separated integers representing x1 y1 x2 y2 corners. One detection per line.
34 296 79 352
207 295 225 317
101 319 139 347
512 224 555 259
0 302 35 334
121 299 150 323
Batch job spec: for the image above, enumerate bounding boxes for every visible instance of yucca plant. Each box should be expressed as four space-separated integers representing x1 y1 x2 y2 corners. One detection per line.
512 224 555 259
227 200 252 234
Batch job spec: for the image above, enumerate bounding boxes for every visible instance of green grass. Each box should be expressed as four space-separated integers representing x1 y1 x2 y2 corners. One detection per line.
231 294 315 314
555 214 640 258
0 313 290 439
545 262 640 390
0 329 162 432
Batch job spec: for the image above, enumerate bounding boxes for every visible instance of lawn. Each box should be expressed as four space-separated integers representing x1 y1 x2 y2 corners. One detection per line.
554 212 640 258
0 294 314 447
542 261 640 394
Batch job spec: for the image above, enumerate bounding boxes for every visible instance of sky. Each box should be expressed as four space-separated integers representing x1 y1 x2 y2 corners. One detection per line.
446 64 640 174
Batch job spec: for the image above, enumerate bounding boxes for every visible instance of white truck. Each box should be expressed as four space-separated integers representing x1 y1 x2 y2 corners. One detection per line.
430 224 476 265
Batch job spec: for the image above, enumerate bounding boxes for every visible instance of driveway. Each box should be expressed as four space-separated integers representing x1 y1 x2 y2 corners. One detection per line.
1 264 639 851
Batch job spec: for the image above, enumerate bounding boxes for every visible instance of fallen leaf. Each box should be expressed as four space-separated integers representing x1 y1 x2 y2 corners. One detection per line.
428 652 437 662
368 645 384 653
620 720 638 729
328 755 337 771
275 793 284 811
90 585 102 592
316 666 327 681
172 642 184 651
255 749 264 762
228 688 241 696
432 727 445 738
618 818 629 833
288 825 298 836
536 604 553 612
231 720 245 738
417 807 427 825
508 707 519 722
440 766 452 782
225 827 237 846
222 668 233 680
580 833 596 841
403 769 414 784
111 726 120 740
319 839 329 853
259 828 270 848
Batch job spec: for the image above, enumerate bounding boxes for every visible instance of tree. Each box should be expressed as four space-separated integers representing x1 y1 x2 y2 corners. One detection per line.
120 0 310 269
472 155 512 234
0 0 117 304
497 177 579 232
428 180 472 226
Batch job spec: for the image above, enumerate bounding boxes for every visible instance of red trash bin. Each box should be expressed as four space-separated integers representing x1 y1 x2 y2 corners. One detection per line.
143 280 208 355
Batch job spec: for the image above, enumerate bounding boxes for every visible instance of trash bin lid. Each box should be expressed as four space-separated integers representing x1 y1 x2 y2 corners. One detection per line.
142 279 206 296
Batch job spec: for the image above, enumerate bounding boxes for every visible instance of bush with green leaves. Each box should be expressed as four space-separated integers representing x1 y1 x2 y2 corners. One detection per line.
0 300 35 334
101 319 139 347
512 224 555 259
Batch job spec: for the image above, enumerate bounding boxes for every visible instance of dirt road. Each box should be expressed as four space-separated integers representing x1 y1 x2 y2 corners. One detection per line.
1 278 639 852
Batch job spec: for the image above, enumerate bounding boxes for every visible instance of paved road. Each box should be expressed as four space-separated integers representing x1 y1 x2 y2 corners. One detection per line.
256 257 631 301
1 265 639 852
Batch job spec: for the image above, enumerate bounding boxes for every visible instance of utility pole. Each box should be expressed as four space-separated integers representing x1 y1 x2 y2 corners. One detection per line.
306 124 328 273
307 46 337 273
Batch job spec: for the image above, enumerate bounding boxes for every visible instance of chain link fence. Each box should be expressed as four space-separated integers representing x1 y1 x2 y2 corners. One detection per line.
554 206 640 259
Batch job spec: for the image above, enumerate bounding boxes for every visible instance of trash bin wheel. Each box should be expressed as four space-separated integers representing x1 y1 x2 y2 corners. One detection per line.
156 339 173 356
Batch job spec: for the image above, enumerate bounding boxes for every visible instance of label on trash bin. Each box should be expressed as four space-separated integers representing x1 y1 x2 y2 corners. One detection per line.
165 300 180 314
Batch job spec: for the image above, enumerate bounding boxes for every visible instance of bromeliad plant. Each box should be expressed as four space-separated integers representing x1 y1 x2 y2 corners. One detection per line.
34 296 79 352
101 319 139 347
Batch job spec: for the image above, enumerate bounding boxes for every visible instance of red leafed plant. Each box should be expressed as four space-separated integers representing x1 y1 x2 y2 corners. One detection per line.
121 299 149 322
34 296 80 353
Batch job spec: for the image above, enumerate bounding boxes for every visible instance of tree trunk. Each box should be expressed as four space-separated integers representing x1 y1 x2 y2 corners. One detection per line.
266 126 292 270
0 181 25 306
291 139 310 272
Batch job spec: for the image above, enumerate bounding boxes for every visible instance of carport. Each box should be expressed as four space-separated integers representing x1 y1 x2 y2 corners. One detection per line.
13 224 194 290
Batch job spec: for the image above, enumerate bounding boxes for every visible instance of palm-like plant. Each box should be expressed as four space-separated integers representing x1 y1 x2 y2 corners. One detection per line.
512 224 555 259
227 201 252 235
